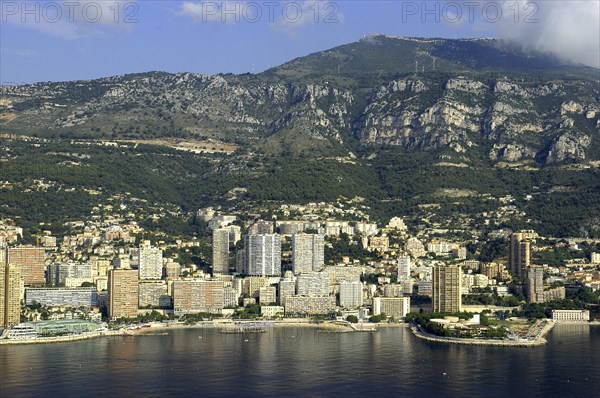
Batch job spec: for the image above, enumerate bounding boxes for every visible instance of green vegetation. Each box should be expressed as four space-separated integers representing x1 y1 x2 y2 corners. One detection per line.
462 293 522 307
326 234 376 264
368 314 385 323
407 311 508 339
180 313 223 324
514 288 600 319
233 304 261 319
346 315 358 323
113 310 172 324
1 138 599 239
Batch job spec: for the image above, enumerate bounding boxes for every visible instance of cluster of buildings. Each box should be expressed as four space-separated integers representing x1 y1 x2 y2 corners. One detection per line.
509 231 566 303
2 209 599 332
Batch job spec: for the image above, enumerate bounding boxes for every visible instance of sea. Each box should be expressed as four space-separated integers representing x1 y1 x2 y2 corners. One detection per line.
1 324 599 397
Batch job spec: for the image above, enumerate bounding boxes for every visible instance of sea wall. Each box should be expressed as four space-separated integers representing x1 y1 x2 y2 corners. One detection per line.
410 321 555 347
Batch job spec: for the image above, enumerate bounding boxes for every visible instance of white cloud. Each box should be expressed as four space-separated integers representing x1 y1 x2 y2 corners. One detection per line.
2 0 138 39
272 0 345 35
178 1 344 32
495 0 599 68
1 49 41 58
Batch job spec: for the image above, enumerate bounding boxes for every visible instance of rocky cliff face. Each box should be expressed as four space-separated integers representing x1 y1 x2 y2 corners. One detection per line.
355 75 599 163
1 36 598 164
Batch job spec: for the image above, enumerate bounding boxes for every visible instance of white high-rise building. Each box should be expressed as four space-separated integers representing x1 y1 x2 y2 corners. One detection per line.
292 233 325 274
212 228 230 275
339 281 363 308
373 297 410 319
139 244 163 280
244 234 281 276
398 256 411 278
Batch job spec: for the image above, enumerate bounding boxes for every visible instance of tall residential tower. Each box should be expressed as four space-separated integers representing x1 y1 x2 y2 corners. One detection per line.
432 265 462 313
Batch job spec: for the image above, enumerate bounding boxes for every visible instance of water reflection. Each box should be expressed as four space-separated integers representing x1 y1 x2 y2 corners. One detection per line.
0 326 598 397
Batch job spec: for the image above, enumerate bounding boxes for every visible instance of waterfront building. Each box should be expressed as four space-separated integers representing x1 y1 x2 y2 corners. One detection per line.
339 281 363 308
8 246 45 286
525 266 544 303
25 287 98 308
373 297 410 319
108 269 139 320
1 263 22 327
432 265 462 313
551 309 590 322
212 228 230 275
292 233 324 274
261 305 284 317
173 280 224 315
284 296 336 315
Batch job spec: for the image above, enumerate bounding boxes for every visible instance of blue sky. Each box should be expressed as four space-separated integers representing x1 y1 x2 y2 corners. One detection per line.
1 1 598 84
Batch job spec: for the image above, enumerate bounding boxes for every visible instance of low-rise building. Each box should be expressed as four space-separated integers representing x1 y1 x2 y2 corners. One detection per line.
285 296 336 315
25 287 98 308
552 309 590 322
261 305 284 318
259 286 277 305
372 297 410 319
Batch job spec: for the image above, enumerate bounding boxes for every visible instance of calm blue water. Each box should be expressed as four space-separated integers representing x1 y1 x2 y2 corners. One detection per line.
1 324 599 397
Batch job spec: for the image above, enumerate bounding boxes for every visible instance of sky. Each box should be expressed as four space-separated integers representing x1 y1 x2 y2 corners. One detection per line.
1 0 599 84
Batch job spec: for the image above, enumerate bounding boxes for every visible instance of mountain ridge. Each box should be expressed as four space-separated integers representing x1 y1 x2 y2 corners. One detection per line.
1 35 599 238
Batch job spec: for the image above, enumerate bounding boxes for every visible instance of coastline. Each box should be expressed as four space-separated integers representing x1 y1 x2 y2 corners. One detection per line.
0 319 407 345
4 318 595 346
409 320 556 347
